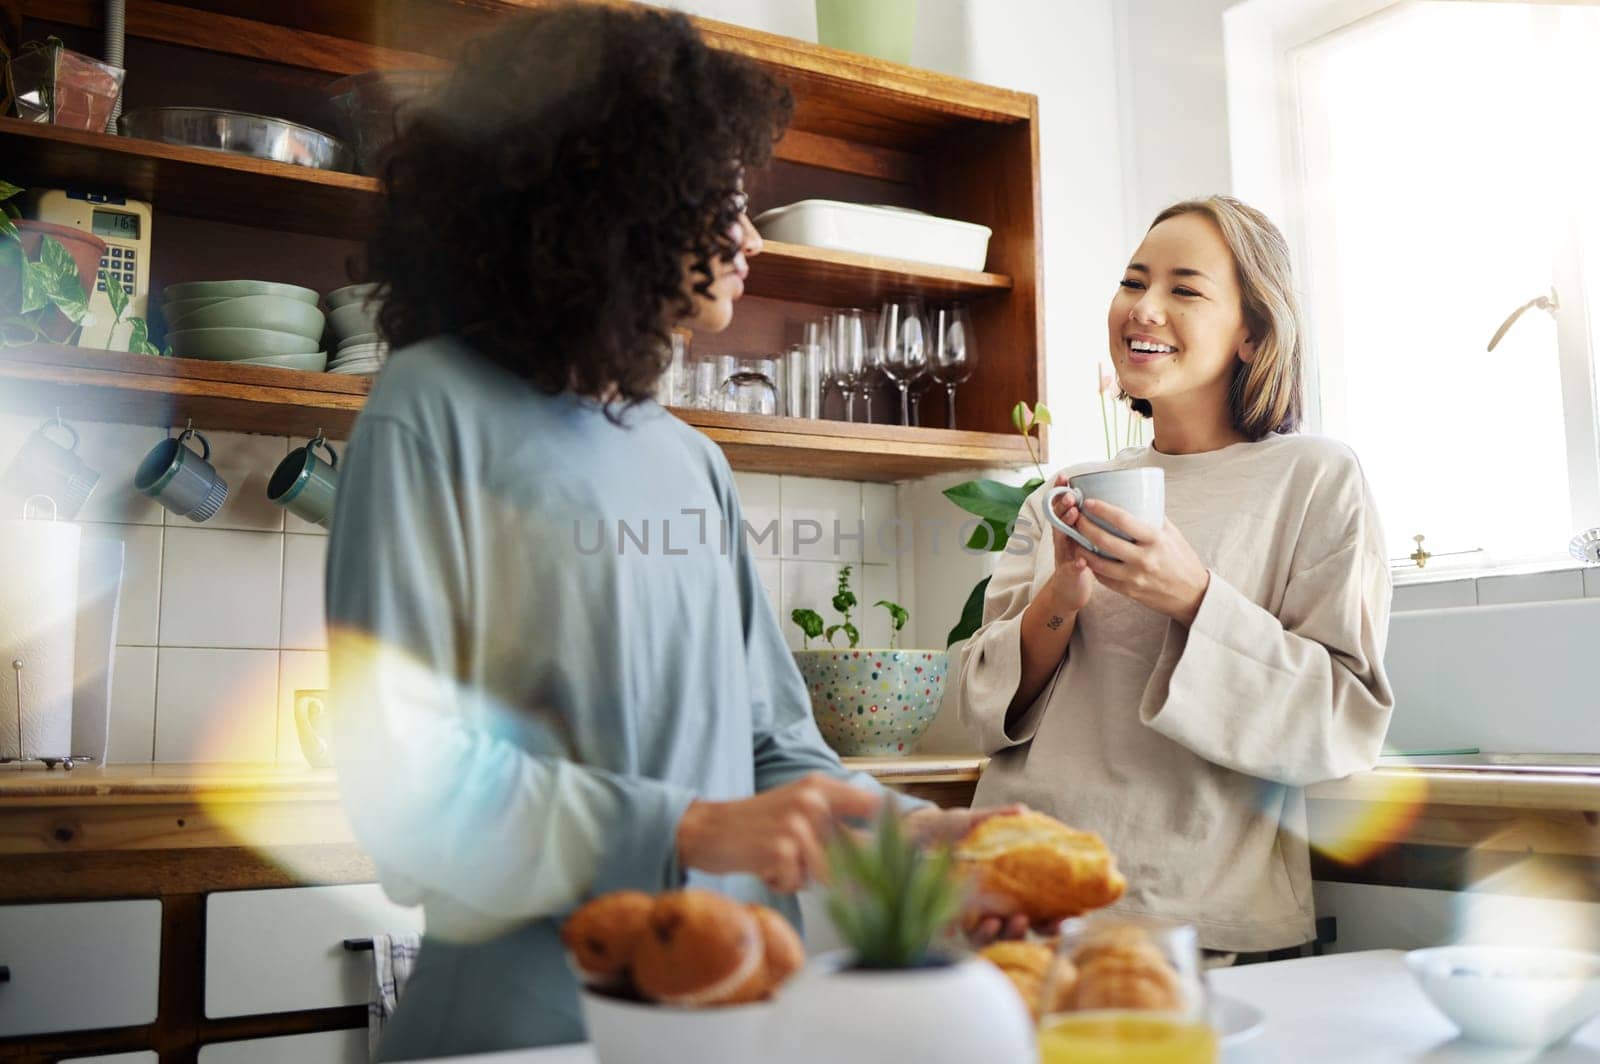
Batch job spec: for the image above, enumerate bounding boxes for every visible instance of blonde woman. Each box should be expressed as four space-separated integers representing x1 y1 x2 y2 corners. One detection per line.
956 196 1394 959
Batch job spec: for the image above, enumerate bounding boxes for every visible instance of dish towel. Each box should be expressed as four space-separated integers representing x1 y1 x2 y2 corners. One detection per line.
368 931 421 1058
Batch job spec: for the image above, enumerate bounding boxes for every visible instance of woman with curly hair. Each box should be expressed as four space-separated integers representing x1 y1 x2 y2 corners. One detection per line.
326 6 1003 1057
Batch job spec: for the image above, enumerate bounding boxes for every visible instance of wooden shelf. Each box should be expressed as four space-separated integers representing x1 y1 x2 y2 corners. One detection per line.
0 120 1013 305
0 345 1031 481
0 116 380 240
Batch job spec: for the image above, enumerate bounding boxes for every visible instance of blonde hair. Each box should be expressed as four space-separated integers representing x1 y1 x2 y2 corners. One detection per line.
1126 195 1303 439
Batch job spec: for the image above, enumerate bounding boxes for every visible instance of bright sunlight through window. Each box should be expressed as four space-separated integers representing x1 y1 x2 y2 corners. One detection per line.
1294 1 1600 568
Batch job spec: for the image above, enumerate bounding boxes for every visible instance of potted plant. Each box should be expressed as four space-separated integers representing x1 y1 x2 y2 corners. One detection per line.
790 564 948 757
0 179 100 344
768 807 1035 1064
942 400 1051 645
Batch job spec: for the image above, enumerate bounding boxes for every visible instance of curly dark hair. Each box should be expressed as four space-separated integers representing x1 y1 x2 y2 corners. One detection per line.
368 4 791 416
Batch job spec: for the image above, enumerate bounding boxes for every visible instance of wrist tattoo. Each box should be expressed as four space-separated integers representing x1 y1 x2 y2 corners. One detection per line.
1046 614 1065 630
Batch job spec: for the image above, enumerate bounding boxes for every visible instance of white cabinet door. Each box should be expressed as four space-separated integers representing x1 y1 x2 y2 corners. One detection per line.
61 1053 159 1063
198 1028 366 1064
0 900 161 1037
204 884 422 1018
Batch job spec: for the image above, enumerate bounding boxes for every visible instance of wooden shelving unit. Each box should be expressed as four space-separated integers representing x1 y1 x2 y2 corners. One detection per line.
5 0 1045 481
0 343 1030 480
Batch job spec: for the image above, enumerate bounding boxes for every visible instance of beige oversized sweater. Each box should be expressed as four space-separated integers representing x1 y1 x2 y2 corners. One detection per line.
960 433 1394 952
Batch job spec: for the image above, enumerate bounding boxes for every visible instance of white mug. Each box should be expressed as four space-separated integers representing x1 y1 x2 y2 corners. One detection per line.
1043 467 1164 561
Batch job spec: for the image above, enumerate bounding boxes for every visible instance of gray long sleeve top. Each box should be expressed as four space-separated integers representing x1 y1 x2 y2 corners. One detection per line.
325 337 905 1054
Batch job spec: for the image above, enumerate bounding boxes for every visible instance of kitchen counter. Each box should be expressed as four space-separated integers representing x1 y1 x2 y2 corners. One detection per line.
398 950 1600 1063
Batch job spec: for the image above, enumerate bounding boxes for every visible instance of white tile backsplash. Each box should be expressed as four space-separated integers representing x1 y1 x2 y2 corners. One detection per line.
75 421 168 525
861 562 901 649
1476 569 1585 606
159 527 283 648
862 483 900 564
106 646 157 762
277 650 329 765
1391 578 1476 612
164 430 286 532
780 476 863 562
733 472 781 558
154 647 279 762
280 534 329 651
80 522 163 645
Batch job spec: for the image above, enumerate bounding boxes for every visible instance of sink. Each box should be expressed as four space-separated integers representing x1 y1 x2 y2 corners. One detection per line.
1378 752 1600 774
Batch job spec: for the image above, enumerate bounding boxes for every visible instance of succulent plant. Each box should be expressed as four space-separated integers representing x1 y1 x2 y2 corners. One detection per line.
824 805 963 970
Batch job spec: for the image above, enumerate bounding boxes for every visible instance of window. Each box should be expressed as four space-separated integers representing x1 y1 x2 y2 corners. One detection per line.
1272 1 1600 571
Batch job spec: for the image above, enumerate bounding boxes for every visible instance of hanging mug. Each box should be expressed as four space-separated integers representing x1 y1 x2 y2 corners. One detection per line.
134 427 228 522
0 417 100 520
268 435 339 529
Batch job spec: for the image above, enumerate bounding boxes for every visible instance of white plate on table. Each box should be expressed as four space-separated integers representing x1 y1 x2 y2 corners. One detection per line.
1213 994 1266 1047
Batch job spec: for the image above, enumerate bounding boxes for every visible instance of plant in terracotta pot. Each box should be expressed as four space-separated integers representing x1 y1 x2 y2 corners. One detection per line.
0 178 98 344
790 564 948 757
768 806 1035 1064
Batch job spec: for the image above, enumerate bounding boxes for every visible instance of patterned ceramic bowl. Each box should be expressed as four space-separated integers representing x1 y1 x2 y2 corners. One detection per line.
793 649 949 757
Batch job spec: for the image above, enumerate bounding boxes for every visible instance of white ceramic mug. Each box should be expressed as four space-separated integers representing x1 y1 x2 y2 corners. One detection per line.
1043 467 1165 561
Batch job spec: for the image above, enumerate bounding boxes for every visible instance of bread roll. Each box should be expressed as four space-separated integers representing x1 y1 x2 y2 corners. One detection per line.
560 890 655 988
749 904 805 997
956 811 1126 923
631 889 768 1007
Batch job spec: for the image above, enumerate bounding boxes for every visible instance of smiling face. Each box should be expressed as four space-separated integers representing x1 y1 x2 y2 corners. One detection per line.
677 211 761 333
1106 211 1257 418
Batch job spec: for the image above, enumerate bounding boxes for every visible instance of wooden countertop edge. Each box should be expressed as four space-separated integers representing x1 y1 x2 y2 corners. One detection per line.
0 756 991 804
1307 766 1600 812
5 761 1599 811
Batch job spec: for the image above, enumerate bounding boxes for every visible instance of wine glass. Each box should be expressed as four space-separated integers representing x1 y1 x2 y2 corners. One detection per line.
1037 915 1216 1064
929 302 976 430
831 308 867 423
878 297 928 426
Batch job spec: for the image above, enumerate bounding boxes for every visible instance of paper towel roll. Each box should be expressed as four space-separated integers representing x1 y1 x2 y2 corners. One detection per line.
0 517 81 760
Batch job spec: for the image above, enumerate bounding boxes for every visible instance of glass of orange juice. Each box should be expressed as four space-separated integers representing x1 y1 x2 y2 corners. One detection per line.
1036 915 1218 1064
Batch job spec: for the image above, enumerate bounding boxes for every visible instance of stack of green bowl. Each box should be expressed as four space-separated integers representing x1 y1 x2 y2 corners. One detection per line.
325 282 388 375
164 281 328 372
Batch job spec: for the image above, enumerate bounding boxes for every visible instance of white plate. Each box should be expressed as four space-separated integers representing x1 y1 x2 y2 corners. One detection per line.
1213 993 1265 1047
336 332 380 350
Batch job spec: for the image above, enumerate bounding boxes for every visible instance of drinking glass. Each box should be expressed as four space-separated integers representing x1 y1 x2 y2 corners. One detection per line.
831 308 867 423
690 359 720 410
930 302 976 430
753 357 782 415
784 343 822 418
1037 915 1217 1064
717 370 778 415
859 308 884 423
878 297 928 426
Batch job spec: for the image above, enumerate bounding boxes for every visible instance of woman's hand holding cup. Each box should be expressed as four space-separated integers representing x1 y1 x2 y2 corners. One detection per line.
1045 472 1096 613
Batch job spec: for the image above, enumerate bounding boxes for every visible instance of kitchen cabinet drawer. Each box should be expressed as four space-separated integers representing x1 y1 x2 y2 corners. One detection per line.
205 884 422 1018
0 900 161 1037
199 1029 366 1064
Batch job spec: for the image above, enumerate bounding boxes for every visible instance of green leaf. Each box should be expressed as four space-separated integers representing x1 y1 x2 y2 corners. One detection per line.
1011 400 1029 435
963 517 1010 552
942 479 1030 524
38 235 77 286
20 264 48 314
48 285 89 325
875 600 908 633
127 317 160 355
824 624 841 647
0 212 16 240
946 576 991 646
161 344 174 357
1022 476 1046 494
1033 403 1052 426
105 270 129 322
842 621 859 649
0 180 23 203
0 318 41 346
790 607 825 641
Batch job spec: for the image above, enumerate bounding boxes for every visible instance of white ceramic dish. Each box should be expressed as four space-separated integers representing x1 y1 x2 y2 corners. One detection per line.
753 199 991 272
336 331 380 350
326 282 380 309
1406 946 1600 1048
580 990 774 1064
329 300 380 340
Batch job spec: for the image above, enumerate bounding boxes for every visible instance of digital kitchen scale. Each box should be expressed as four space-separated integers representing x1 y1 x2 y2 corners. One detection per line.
28 189 153 351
